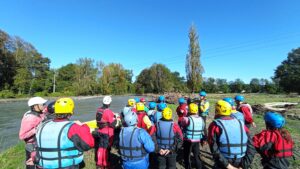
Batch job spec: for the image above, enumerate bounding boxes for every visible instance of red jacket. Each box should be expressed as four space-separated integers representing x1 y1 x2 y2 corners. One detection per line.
96 107 116 146
238 104 253 124
176 104 188 124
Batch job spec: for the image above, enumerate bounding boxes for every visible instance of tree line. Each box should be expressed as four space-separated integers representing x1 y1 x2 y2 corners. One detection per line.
0 27 299 98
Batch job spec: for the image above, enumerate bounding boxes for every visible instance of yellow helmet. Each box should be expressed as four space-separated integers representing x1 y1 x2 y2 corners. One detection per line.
128 99 136 107
54 98 75 114
162 107 173 120
215 100 231 116
189 103 198 114
136 102 145 111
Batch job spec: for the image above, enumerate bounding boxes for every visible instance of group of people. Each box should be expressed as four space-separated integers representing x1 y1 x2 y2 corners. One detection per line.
19 92 294 169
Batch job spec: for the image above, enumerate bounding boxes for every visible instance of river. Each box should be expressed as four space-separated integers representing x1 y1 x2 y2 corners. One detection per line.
0 96 134 152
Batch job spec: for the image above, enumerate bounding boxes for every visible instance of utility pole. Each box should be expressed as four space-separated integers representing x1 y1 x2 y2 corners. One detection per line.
53 69 56 93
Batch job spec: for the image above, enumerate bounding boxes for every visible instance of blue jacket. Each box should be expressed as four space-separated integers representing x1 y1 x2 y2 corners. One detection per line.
230 111 245 123
119 126 155 169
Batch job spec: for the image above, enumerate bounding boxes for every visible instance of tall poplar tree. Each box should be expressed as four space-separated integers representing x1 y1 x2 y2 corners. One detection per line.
185 24 203 93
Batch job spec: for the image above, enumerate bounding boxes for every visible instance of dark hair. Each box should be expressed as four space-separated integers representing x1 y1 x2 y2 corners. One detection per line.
55 114 71 119
279 128 293 143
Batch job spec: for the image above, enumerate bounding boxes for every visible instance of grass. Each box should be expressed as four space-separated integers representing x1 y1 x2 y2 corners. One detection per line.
1 94 299 169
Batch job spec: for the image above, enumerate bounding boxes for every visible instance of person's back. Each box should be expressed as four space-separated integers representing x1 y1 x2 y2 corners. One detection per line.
223 97 245 123
119 111 155 169
253 112 294 169
35 98 94 169
235 95 255 128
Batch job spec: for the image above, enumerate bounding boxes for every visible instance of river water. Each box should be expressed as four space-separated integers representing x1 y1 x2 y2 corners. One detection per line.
0 96 133 152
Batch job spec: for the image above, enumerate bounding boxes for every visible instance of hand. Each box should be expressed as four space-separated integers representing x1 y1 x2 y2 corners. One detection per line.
252 122 256 128
201 141 208 146
159 149 166 155
164 149 170 156
226 164 238 169
74 120 83 125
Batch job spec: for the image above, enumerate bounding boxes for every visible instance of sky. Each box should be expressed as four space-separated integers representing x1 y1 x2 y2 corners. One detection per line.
1 0 300 83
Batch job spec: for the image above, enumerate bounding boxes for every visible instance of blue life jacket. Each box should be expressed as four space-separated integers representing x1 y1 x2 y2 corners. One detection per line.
119 127 147 161
231 111 245 123
184 116 204 141
156 120 175 150
214 118 248 159
36 121 83 168
153 111 162 124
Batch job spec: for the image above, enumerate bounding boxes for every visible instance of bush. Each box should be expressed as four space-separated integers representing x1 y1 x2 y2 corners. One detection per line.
0 90 15 98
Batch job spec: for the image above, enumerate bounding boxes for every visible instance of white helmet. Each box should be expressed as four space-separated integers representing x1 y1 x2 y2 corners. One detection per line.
28 97 47 107
103 96 112 105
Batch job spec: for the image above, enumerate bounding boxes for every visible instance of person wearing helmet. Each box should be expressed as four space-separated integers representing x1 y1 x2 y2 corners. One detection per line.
198 91 210 126
153 103 167 124
154 107 183 169
42 100 56 121
94 95 117 169
119 110 155 169
147 102 157 123
208 100 255 169
140 97 149 113
19 96 47 169
180 103 206 169
223 97 245 123
176 97 188 127
234 95 256 129
157 95 165 103
35 98 94 169
134 97 140 103
253 112 294 169
136 102 154 134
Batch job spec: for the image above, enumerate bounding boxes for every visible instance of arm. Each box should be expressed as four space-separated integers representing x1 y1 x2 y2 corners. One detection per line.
200 101 210 113
19 115 42 141
180 117 190 127
143 115 153 130
208 122 229 168
240 131 256 169
139 129 155 153
173 123 183 151
68 123 94 151
241 107 253 124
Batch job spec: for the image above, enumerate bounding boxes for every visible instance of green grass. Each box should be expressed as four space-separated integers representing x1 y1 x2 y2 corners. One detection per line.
0 142 25 169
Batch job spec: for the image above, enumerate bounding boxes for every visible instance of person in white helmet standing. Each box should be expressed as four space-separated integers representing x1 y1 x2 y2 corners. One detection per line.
93 96 117 169
19 96 47 169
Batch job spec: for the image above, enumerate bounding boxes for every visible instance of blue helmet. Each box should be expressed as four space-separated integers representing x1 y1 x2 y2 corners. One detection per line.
234 95 244 102
199 91 207 97
149 102 156 109
157 103 167 111
134 97 140 103
178 97 185 104
223 97 234 106
124 110 138 126
158 95 165 102
264 112 285 128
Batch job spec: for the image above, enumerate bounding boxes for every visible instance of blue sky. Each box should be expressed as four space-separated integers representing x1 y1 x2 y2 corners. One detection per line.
1 0 299 83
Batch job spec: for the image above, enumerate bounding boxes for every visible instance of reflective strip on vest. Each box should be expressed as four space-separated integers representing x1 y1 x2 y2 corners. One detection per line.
36 121 83 168
214 118 248 159
119 127 147 161
231 111 245 123
156 120 175 150
185 116 204 141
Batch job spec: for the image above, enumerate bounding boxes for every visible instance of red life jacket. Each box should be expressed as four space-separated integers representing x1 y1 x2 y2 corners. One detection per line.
258 130 293 158
136 111 147 130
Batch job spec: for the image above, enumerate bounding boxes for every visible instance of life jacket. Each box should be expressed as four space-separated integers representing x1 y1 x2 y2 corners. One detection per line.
231 111 245 123
136 112 147 130
22 111 43 143
184 116 204 141
147 110 156 123
260 130 293 158
238 103 253 115
25 110 41 117
214 118 248 159
36 121 83 168
96 108 115 129
119 127 147 161
199 100 210 116
156 120 175 150
153 111 162 124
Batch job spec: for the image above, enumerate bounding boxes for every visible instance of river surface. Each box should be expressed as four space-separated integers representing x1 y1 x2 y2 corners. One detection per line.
0 96 134 152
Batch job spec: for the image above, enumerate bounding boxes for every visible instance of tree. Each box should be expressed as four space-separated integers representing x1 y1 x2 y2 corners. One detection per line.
274 47 300 93
203 77 218 93
185 24 203 93
229 79 245 93
56 63 77 93
216 78 230 93
249 78 260 93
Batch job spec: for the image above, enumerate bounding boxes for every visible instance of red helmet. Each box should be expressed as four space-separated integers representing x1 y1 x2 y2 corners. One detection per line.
140 98 146 102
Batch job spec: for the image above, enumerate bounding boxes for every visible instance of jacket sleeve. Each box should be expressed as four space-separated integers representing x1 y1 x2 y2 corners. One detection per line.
68 123 94 151
143 115 153 130
19 115 42 141
173 123 183 151
200 101 210 113
208 122 229 168
241 106 253 124
180 117 189 127
139 129 155 153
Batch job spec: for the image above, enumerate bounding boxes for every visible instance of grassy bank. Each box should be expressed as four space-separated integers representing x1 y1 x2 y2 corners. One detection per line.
1 94 299 169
